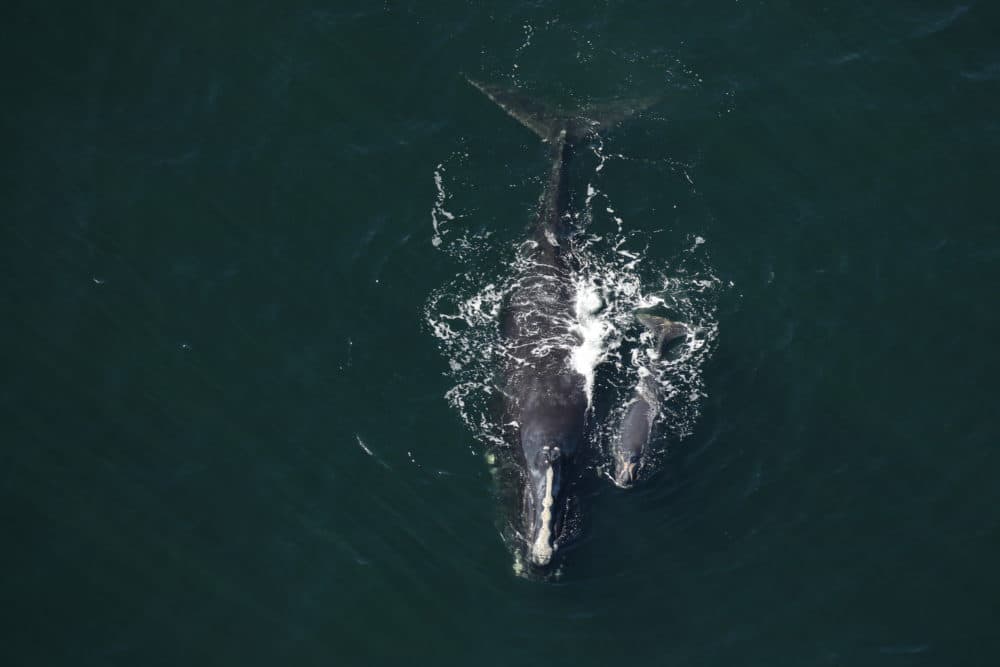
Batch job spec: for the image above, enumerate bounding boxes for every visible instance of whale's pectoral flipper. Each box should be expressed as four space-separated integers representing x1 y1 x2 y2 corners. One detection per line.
611 314 690 488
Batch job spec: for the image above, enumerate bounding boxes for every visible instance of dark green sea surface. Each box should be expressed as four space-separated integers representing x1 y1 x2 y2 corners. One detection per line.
4 1 1000 665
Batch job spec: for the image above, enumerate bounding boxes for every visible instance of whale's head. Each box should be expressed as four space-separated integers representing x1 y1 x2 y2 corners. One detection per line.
613 449 642 488
521 443 566 567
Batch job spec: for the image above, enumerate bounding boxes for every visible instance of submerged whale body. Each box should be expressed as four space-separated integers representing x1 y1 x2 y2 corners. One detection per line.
465 78 688 569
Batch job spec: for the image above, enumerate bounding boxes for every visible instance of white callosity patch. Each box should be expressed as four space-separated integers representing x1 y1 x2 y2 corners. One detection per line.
530 463 557 565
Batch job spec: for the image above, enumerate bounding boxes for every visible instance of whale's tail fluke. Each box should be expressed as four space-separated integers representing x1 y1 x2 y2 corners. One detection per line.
466 76 659 248
464 76 659 145
635 313 689 358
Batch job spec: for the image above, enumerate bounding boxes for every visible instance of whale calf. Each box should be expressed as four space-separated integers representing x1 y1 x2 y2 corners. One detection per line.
612 314 689 487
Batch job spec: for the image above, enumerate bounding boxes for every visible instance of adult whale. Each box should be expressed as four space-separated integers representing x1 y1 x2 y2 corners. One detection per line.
468 78 655 566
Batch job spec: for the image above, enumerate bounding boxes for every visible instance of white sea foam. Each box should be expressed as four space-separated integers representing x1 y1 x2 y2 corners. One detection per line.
355 435 374 456
355 434 391 470
430 163 455 248
570 276 614 410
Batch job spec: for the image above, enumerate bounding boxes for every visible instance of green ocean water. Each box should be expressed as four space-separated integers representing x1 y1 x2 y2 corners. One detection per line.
4 1 1000 665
